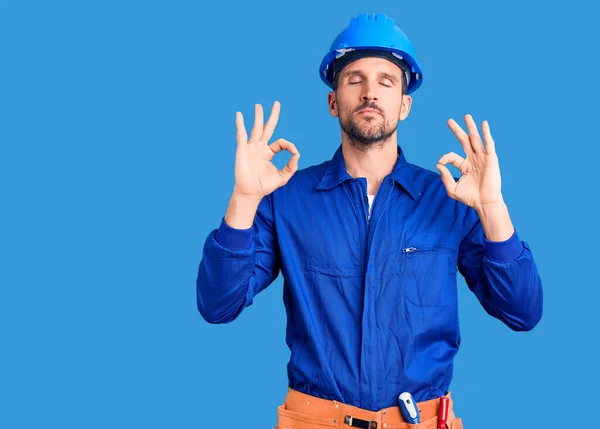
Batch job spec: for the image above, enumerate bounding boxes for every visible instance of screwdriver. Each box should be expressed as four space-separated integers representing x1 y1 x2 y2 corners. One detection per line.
437 396 449 429
398 392 420 424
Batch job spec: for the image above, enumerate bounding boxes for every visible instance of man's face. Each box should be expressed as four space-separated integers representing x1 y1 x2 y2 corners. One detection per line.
328 57 412 150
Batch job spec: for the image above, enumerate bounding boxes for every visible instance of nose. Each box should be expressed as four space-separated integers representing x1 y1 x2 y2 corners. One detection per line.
361 80 378 101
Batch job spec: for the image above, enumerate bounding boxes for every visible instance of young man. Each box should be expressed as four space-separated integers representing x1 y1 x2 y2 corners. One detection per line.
197 13 543 429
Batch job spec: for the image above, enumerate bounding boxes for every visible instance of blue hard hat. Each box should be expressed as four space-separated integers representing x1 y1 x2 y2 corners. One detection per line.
319 13 423 94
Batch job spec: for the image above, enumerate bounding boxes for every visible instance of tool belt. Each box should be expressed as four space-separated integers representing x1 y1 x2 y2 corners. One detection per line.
275 387 463 429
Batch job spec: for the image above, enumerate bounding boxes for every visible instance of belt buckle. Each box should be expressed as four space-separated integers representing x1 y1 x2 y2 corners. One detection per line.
344 415 377 429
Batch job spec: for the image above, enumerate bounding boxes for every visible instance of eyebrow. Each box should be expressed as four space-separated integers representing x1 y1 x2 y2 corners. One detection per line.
342 70 400 84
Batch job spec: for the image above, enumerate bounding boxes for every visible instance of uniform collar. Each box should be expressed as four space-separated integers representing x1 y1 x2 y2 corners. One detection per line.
316 144 424 200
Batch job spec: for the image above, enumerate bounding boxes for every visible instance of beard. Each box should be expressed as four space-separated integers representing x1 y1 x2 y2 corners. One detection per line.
339 110 396 151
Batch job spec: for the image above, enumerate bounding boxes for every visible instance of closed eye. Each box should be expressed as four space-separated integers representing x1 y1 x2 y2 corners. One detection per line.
348 81 392 87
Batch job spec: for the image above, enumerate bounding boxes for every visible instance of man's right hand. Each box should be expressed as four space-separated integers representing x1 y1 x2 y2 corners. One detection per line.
233 101 300 201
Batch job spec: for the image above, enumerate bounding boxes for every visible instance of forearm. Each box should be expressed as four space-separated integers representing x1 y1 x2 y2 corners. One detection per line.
224 190 262 229
196 233 255 324
460 207 543 331
475 200 514 242
476 245 544 331
197 194 280 324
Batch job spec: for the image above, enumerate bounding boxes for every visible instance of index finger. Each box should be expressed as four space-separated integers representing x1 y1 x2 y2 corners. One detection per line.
261 101 281 143
269 137 298 155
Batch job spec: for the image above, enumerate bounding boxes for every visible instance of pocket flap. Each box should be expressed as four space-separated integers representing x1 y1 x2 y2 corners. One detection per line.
405 232 454 252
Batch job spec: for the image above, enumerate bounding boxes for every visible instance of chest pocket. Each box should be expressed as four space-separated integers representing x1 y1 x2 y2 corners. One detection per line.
404 232 457 307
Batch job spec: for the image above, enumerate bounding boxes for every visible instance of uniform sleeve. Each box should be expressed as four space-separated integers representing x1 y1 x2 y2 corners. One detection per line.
196 194 280 324
457 206 543 331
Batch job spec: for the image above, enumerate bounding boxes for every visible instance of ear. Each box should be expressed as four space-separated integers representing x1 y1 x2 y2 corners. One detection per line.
328 91 339 118
399 94 412 121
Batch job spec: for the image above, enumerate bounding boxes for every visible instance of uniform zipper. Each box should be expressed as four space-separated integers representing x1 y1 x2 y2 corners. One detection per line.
403 246 453 253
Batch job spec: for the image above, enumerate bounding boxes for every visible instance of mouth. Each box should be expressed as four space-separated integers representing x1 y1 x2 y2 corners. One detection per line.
357 109 381 116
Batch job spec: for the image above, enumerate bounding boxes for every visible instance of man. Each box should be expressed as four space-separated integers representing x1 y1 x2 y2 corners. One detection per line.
197 12 543 429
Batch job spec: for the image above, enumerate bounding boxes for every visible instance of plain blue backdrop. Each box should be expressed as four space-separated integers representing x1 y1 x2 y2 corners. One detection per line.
1 1 598 428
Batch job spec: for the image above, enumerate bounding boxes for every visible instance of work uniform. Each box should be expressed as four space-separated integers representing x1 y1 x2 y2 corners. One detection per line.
196 144 543 428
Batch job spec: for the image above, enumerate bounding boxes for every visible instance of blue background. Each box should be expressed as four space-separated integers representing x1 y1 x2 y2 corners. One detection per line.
1 1 598 428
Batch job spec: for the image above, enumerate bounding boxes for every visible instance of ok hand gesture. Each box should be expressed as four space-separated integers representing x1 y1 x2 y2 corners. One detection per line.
436 114 504 211
233 101 300 201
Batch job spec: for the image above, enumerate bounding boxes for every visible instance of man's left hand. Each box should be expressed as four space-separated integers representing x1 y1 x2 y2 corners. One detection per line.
436 114 504 211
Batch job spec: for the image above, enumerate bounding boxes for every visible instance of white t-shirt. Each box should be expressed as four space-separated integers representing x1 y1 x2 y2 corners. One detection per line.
367 194 375 222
